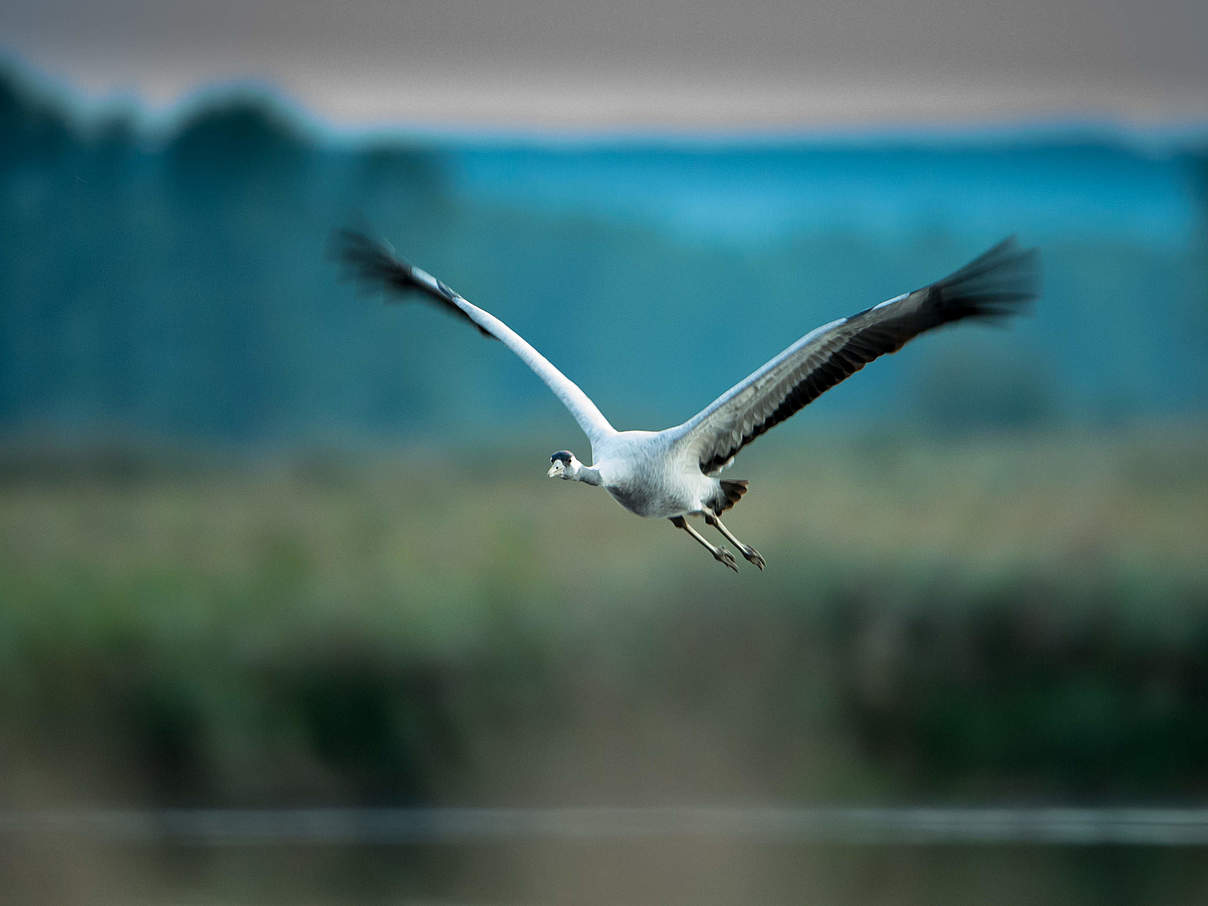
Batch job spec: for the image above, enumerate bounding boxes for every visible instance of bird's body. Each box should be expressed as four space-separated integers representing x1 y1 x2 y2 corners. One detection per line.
338 232 1038 571
594 430 714 519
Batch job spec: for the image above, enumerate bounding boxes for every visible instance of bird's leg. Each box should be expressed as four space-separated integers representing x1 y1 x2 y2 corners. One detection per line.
703 512 766 570
670 515 738 572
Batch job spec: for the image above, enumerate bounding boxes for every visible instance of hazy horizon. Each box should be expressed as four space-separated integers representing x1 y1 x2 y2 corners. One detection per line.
3 0 1208 131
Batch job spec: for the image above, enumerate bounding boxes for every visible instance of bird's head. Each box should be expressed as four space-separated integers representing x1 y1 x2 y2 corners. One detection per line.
547 450 580 480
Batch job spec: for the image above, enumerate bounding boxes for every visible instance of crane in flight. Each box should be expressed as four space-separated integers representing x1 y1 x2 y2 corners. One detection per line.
337 232 1038 571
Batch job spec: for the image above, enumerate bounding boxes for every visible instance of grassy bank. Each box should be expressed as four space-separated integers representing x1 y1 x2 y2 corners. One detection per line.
2 426 1206 807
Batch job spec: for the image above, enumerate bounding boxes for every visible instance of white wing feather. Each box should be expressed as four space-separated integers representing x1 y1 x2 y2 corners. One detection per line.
337 232 616 450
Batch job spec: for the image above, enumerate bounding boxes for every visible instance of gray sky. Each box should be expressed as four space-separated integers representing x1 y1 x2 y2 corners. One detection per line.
3 0 1206 129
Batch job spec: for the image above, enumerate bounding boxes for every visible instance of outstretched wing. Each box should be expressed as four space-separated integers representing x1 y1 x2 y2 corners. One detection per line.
336 230 616 447
670 238 1039 474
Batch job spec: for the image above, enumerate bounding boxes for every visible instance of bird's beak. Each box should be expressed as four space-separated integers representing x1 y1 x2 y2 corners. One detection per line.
547 463 561 478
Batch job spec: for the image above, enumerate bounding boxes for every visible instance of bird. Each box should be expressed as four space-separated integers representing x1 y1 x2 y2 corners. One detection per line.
336 231 1038 572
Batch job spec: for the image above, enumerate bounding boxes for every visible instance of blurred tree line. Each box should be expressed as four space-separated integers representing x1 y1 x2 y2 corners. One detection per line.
2 63 1207 448
0 66 451 442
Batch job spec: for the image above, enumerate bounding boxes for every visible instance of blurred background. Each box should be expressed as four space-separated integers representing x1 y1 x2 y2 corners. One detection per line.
2 1 1207 903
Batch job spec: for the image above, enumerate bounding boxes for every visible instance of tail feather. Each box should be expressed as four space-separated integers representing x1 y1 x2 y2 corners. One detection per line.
716 479 749 514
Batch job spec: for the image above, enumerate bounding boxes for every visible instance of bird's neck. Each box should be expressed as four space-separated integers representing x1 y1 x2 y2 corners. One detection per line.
573 464 603 486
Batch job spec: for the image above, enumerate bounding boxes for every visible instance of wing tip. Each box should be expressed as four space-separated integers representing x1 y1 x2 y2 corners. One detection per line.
331 227 497 339
330 228 417 298
930 236 1040 322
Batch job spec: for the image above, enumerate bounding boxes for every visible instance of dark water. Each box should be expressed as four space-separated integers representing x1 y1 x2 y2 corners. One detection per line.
4 808 1207 905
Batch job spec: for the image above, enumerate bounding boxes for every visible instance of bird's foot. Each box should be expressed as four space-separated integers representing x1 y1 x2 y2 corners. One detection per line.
715 547 739 572
741 546 766 571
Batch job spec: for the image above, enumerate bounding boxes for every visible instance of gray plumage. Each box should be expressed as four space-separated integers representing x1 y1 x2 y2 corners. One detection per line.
337 233 1038 572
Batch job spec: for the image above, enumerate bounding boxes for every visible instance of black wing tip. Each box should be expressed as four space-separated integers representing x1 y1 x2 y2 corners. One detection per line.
930 236 1040 322
331 227 497 340
330 228 418 299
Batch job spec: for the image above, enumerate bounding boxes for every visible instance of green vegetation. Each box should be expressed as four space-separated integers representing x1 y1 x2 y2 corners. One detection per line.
3 426 1206 807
